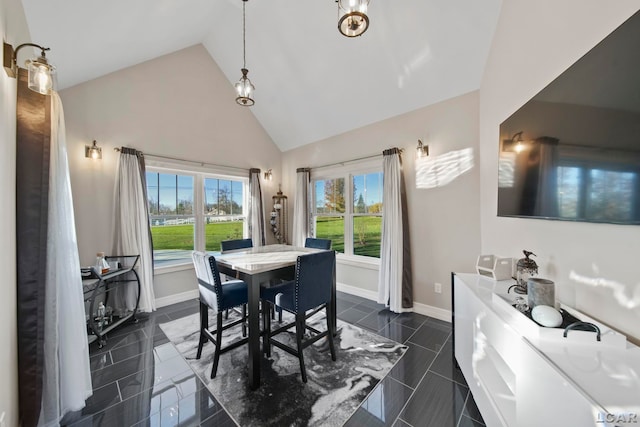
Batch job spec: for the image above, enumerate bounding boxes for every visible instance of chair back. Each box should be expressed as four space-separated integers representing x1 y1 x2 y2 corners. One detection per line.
294 250 335 312
220 238 253 252
192 251 224 312
304 237 332 250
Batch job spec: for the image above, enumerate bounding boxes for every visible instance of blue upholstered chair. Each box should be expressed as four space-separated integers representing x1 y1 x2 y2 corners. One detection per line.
192 251 248 379
220 238 253 252
261 250 337 383
304 237 332 250
220 238 253 318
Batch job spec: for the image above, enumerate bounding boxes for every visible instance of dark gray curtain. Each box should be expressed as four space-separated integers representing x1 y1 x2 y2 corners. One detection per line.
16 68 50 427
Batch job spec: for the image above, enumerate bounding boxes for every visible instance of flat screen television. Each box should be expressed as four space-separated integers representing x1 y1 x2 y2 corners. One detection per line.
498 9 640 225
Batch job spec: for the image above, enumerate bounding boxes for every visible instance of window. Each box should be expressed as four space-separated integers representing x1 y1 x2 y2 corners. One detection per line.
146 167 248 267
313 167 383 259
557 165 637 222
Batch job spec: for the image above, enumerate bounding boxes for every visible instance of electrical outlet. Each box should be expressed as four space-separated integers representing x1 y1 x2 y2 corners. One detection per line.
434 282 442 294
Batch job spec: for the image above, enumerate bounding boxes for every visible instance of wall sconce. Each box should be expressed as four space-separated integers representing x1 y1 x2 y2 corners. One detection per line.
337 0 370 37
503 131 525 153
3 42 55 95
264 169 273 181
416 139 429 158
85 140 102 160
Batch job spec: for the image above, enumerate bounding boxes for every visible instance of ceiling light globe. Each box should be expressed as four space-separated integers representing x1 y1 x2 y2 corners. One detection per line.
338 0 370 37
235 70 255 106
26 58 54 95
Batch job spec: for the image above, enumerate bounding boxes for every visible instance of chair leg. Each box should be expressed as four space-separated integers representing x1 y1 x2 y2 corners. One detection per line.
211 312 223 379
225 309 229 320
326 304 336 361
295 313 307 383
263 303 272 357
196 301 208 359
278 306 283 323
242 304 247 337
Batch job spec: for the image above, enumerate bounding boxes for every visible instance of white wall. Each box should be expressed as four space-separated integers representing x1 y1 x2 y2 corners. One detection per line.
60 44 282 299
282 91 481 312
480 1 640 342
0 0 30 424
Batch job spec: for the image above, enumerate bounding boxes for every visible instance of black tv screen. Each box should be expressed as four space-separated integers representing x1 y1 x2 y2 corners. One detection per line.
498 9 640 225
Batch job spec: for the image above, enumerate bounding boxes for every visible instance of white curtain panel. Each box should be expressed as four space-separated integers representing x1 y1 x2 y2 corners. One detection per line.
378 148 413 313
39 93 92 426
292 168 311 247
112 149 156 313
249 169 265 246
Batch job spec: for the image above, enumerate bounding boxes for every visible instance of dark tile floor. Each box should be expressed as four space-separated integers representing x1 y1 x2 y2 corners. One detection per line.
62 292 485 427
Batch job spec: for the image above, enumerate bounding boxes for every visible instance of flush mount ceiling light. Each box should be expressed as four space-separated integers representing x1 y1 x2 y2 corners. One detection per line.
338 0 370 37
3 42 56 95
235 0 255 106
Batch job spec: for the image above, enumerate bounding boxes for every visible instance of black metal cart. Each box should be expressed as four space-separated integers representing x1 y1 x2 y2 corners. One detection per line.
83 255 141 348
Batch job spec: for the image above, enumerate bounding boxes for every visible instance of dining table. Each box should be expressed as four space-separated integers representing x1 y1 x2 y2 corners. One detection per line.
214 244 336 390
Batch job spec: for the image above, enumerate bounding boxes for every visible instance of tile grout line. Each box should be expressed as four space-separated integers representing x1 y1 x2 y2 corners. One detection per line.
386 329 444 426
456 389 471 427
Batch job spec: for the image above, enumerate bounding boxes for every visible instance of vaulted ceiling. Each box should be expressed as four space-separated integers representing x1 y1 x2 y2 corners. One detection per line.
21 0 503 151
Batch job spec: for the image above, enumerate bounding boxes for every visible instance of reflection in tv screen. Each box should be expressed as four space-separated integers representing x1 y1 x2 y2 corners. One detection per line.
498 10 640 225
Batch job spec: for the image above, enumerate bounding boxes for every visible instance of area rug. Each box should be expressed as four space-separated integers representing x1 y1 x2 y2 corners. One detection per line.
160 310 407 427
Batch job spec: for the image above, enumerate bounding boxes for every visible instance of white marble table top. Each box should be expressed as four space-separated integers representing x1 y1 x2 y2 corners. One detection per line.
214 244 319 275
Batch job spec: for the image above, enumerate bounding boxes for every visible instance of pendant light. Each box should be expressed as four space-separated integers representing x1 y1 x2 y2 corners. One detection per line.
235 0 255 106
338 0 370 37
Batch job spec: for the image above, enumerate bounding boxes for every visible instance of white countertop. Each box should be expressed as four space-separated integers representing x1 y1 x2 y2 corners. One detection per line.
456 272 640 414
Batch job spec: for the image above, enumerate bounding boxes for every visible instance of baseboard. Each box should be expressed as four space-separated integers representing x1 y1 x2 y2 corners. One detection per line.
155 289 199 308
337 282 451 323
412 301 451 323
337 282 379 301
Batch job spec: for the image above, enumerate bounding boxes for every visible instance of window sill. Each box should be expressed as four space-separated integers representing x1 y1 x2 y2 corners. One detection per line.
336 254 380 271
154 262 193 275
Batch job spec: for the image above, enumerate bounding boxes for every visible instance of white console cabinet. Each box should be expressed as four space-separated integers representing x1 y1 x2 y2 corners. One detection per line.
453 273 640 427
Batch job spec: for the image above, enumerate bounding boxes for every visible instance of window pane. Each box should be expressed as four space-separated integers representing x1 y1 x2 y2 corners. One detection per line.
353 172 383 214
147 172 194 266
219 180 232 215
586 169 635 222
205 219 245 251
315 216 344 253
158 173 178 214
150 217 195 265
146 172 159 214
315 178 345 214
353 216 381 258
204 177 245 218
558 166 580 219
231 181 243 215
176 175 193 215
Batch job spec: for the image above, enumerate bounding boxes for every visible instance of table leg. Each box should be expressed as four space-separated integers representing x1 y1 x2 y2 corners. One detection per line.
245 274 261 390
331 260 337 336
